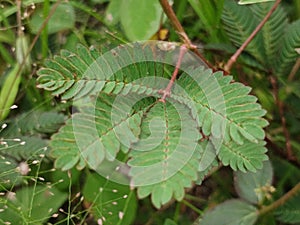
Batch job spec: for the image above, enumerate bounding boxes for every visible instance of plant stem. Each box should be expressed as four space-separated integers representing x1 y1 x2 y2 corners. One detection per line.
224 0 282 73
16 0 23 36
159 44 187 102
181 199 203 215
270 76 294 160
259 181 300 215
158 0 215 70
288 58 300 81
185 194 206 204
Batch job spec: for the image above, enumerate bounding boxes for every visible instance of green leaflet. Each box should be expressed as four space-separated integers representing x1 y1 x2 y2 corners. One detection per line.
37 43 268 208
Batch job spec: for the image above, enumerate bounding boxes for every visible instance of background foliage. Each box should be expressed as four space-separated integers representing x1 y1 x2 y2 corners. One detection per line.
0 0 299 224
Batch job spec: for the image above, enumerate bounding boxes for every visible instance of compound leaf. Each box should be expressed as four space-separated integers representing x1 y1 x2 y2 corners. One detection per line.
222 0 265 63
275 20 300 76
129 101 201 208
275 193 300 224
51 93 143 170
218 140 268 172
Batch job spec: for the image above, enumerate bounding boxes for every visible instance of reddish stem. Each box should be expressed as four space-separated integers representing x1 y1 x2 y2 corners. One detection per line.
159 45 187 102
158 0 215 71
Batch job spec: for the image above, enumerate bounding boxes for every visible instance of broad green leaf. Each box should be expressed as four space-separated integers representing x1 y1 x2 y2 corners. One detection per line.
120 0 163 40
234 160 274 204
199 199 258 225
0 185 67 224
105 0 121 26
29 3 75 34
239 0 275 5
82 173 137 225
0 64 21 120
275 194 300 224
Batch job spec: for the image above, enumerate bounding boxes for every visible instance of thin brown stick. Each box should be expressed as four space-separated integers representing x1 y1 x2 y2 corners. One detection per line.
259 181 300 215
224 0 282 73
270 76 294 160
288 58 300 81
159 44 187 102
158 0 215 70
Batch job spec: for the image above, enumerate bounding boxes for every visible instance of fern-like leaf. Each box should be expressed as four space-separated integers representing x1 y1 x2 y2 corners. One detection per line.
2 111 65 136
250 2 288 67
177 68 268 144
218 140 268 172
0 136 48 161
51 93 143 171
275 20 300 77
128 101 201 208
222 0 265 63
37 43 268 207
275 193 300 224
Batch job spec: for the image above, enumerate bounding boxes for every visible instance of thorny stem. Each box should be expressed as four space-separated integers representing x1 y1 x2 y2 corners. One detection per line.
158 0 215 70
159 44 187 102
224 0 282 73
259 181 300 215
270 76 294 160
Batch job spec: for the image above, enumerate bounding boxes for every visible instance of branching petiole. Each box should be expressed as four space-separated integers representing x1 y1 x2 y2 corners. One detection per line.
158 44 187 103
